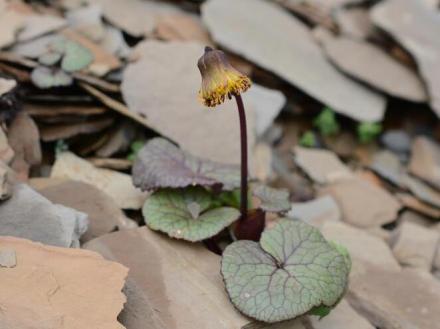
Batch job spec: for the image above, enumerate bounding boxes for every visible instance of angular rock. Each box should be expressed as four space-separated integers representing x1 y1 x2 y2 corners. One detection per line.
369 150 405 186
7 112 42 181
84 227 252 328
85 0 179 37
396 193 440 219
154 12 212 45
434 242 440 270
0 1 24 48
334 7 375 40
18 13 66 42
392 221 439 270
51 151 147 209
122 41 256 165
293 146 352 184
320 34 426 102
402 174 440 209
348 267 440 329
244 84 286 137
308 299 374 329
381 130 412 154
0 161 13 200
288 196 341 227
372 0 440 117
31 178 137 242
0 236 127 329
321 221 401 277
409 136 440 190
202 0 386 122
320 178 401 228
0 184 88 247
0 76 16 96
399 210 434 227
0 127 14 164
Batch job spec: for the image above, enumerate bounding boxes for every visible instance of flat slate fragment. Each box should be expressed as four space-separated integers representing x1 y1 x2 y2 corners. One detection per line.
371 0 440 117
133 137 240 191
320 34 426 102
203 0 386 122
222 219 351 323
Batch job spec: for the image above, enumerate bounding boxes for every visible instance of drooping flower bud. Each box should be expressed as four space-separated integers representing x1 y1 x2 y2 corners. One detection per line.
197 47 251 107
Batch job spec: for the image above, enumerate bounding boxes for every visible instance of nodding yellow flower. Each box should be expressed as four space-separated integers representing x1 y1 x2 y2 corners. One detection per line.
197 47 251 107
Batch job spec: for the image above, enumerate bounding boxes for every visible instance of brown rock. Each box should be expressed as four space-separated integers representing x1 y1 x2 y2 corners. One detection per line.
396 193 440 219
31 178 137 242
7 112 42 181
321 221 400 277
409 136 440 190
0 127 14 164
320 34 426 102
293 146 352 184
51 151 147 210
0 236 127 329
392 221 439 270
84 227 252 328
348 267 440 329
372 0 440 117
320 178 401 228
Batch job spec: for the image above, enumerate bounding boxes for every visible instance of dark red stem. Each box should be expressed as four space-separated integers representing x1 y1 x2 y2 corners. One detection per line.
234 94 248 222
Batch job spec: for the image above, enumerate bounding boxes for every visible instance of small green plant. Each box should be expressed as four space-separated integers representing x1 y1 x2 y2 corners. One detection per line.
126 140 145 161
299 130 317 147
31 38 93 89
357 122 382 143
133 48 351 324
314 107 340 136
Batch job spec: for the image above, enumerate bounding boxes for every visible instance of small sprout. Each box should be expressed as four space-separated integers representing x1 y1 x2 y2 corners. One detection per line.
357 122 382 143
197 46 251 107
299 130 317 148
127 140 145 161
314 107 340 136
55 139 69 155
31 66 73 89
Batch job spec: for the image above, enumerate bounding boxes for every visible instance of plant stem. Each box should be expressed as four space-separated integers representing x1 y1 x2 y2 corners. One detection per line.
234 94 248 222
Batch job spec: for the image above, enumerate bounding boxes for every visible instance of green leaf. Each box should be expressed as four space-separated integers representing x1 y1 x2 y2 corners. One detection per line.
38 51 62 66
31 66 73 89
143 187 240 242
253 185 291 212
299 130 317 148
357 122 382 144
59 40 94 72
221 219 351 323
313 108 340 136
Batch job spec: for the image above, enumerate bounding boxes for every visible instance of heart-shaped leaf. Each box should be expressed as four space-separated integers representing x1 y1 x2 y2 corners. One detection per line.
221 218 351 323
31 66 73 89
253 185 291 212
143 187 240 242
133 138 240 191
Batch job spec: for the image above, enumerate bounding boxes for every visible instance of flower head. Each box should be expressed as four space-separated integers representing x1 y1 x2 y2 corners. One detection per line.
197 47 251 107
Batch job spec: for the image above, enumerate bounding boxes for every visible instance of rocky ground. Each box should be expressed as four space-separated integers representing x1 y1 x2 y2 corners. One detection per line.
0 0 440 328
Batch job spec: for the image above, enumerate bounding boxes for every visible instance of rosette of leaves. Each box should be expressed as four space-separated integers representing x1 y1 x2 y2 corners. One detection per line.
143 186 240 242
222 219 351 323
132 138 240 191
31 38 93 89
